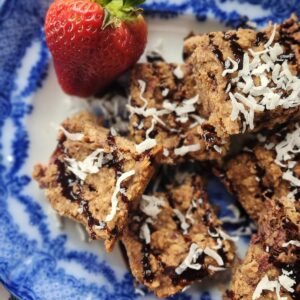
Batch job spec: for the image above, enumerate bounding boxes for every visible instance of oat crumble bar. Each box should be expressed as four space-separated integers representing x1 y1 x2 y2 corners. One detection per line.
33 112 161 251
128 62 229 164
221 122 300 222
225 235 299 300
225 198 299 300
121 175 236 297
184 16 300 145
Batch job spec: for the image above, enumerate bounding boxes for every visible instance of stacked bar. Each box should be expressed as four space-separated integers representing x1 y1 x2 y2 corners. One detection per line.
183 16 300 147
128 62 229 164
122 175 236 297
33 112 161 251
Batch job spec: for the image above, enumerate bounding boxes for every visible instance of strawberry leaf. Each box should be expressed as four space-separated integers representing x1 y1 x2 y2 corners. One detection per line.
103 0 145 21
123 0 145 8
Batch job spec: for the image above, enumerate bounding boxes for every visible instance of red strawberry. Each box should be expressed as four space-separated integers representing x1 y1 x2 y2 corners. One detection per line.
45 0 147 97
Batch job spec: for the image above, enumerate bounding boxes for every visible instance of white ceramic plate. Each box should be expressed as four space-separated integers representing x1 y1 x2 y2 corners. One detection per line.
0 1 298 299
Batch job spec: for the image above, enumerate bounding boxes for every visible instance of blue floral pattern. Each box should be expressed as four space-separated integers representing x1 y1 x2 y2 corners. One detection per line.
0 1 297 299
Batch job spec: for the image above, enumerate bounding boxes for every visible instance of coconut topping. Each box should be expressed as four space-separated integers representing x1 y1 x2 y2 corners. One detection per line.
128 80 206 156
173 198 204 233
140 195 165 219
218 229 239 242
189 114 205 128
282 240 300 247
162 88 169 97
173 209 190 234
135 118 157 153
204 247 224 266
138 195 165 244
282 170 300 186
185 199 198 224
136 138 157 154
175 243 203 274
162 95 199 124
252 275 280 300
65 148 105 181
173 65 184 79
272 124 300 191
212 238 224 250
252 270 296 300
224 25 300 131
278 271 296 293
208 265 226 272
105 170 135 222
274 124 300 167
213 145 222 154
220 204 246 224
174 144 201 156
59 126 84 141
127 80 168 127
163 148 170 157
140 222 151 244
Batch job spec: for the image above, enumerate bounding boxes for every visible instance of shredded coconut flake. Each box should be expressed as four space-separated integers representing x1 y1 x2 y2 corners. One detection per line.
189 114 205 128
213 145 222 153
218 229 239 242
273 124 300 190
265 142 275 150
65 149 105 181
173 209 190 234
184 199 198 224
127 82 168 126
135 118 158 153
208 227 219 238
175 95 199 116
140 195 165 219
134 287 145 296
222 57 239 76
275 125 300 166
264 25 277 48
174 144 200 156
139 222 151 244
173 65 184 79
252 275 279 300
224 25 300 130
282 240 300 247
175 243 203 274
136 138 157 154
59 126 84 141
208 265 226 272
110 127 118 136
204 247 224 266
220 204 246 224
105 170 135 222
212 238 224 250
162 88 169 97
94 222 106 231
278 273 295 293
163 148 170 157
130 83 201 155
162 95 199 124
252 271 295 300
282 170 300 186
128 79 204 157
77 205 84 214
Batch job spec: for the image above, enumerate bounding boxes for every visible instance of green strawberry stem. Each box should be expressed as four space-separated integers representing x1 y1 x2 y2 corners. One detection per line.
94 0 145 22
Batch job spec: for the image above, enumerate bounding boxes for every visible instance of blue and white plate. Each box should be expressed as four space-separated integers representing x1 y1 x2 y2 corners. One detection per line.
0 1 298 299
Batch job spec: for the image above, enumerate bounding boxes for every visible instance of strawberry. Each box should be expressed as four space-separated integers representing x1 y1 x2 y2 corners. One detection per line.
45 0 147 97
